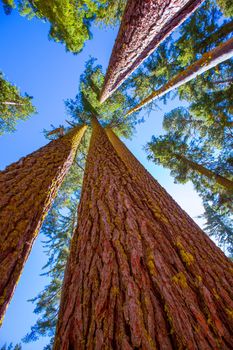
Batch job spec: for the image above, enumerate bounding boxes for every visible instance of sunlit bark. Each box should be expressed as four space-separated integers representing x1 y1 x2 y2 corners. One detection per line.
0 125 87 324
127 37 233 115
54 122 233 349
100 0 204 102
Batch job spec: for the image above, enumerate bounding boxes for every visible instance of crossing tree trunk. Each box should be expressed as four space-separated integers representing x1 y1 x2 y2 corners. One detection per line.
127 37 233 116
53 121 233 349
0 125 87 324
100 0 204 102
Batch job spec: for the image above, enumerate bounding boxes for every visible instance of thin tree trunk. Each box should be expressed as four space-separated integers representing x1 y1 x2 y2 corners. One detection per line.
100 0 204 103
127 37 233 115
194 20 233 53
174 153 233 191
0 125 87 325
53 122 233 349
213 78 233 85
1 101 24 106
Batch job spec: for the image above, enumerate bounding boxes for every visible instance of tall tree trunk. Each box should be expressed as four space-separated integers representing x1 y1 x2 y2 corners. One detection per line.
0 125 87 325
53 122 233 349
100 0 204 103
174 153 233 191
127 37 233 115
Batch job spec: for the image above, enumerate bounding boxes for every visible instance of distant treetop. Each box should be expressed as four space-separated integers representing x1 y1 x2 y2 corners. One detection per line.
0 72 36 135
1 0 127 53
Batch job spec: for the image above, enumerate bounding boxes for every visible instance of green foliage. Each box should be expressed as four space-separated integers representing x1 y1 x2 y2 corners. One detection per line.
66 57 139 138
2 0 126 52
0 72 36 135
147 121 233 252
0 344 22 350
128 0 233 112
1 0 15 14
200 202 233 256
217 0 233 17
127 0 233 252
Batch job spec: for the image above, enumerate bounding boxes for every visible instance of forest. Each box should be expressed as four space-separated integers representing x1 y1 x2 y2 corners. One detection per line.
0 0 232 349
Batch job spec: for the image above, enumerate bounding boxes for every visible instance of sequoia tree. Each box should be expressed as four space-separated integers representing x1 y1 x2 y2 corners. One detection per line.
100 0 204 102
54 119 233 349
20 57 138 349
0 125 86 324
127 37 233 115
125 0 233 116
146 120 233 252
23 132 90 348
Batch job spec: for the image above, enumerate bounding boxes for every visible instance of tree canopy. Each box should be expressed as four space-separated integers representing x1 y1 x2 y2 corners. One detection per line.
1 0 233 347
0 72 36 135
66 57 138 137
1 0 126 52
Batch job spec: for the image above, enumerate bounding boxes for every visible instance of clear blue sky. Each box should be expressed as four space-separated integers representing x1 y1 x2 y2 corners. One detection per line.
0 6 204 349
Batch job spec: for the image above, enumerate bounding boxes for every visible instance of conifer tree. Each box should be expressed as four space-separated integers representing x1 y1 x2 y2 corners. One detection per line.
0 125 86 324
0 72 35 135
127 37 233 115
22 57 138 349
23 131 90 349
146 118 233 251
1 0 126 53
126 0 233 115
54 120 233 349
201 202 233 257
100 0 204 102
66 58 138 137
147 132 233 191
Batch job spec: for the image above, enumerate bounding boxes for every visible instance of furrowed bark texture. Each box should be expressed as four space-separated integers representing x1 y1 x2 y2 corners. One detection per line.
127 37 233 115
54 122 233 349
100 0 204 102
0 125 87 324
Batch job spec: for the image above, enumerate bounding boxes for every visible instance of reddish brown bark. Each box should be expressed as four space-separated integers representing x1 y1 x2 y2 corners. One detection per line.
100 0 204 102
127 37 233 115
0 125 87 324
54 121 233 349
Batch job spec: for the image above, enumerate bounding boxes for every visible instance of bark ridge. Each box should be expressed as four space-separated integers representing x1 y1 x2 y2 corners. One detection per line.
0 125 87 324
54 122 233 349
100 0 204 102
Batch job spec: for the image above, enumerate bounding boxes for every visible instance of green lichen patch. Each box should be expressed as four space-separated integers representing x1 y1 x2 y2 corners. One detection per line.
176 241 194 266
172 272 188 288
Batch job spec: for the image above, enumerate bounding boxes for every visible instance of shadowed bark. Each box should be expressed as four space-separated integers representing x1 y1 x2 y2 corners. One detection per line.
100 0 204 102
127 37 233 115
53 122 233 349
0 125 87 324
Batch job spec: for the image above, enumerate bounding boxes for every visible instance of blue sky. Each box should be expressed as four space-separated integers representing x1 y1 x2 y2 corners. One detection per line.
0 6 204 349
